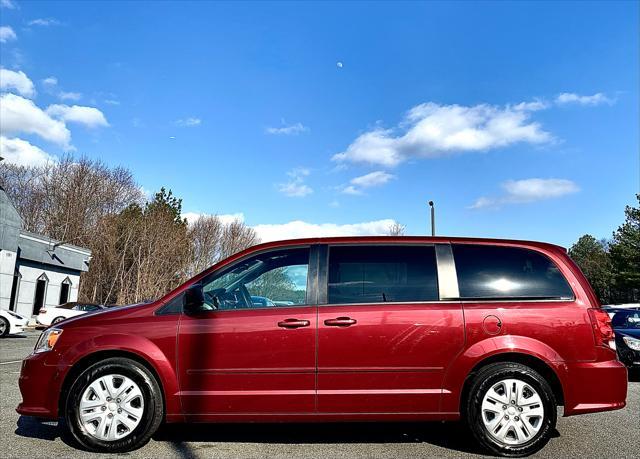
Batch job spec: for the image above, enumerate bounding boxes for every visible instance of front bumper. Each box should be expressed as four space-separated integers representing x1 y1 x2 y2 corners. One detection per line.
563 357 628 416
16 352 69 419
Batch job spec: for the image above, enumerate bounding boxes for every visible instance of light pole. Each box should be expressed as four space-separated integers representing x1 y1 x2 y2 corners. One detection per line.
428 201 435 236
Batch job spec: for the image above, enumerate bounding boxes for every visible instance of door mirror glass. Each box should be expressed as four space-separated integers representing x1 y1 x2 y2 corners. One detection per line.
184 284 205 314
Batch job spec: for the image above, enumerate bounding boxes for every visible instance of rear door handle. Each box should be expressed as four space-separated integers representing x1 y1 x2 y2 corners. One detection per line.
324 317 357 327
278 318 310 329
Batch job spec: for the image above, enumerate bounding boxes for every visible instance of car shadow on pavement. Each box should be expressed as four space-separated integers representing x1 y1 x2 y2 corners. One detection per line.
629 368 640 382
15 416 62 442
154 421 492 457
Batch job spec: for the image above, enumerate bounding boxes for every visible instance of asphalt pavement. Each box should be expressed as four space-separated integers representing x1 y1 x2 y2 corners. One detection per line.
1 330 638 458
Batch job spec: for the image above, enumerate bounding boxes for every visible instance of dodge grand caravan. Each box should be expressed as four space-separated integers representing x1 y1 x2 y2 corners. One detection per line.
17 237 628 456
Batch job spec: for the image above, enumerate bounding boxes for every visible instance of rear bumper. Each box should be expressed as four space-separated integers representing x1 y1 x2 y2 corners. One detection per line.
563 358 628 416
16 353 68 419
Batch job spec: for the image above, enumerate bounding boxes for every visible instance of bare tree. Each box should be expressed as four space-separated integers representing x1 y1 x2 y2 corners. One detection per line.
187 215 259 276
387 222 406 236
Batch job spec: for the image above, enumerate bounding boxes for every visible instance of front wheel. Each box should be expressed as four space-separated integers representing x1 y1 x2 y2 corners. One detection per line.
465 362 557 457
65 357 163 453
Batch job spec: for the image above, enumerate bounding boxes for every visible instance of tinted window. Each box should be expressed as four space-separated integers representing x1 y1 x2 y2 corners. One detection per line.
328 245 439 304
452 244 573 300
612 310 640 329
200 248 309 310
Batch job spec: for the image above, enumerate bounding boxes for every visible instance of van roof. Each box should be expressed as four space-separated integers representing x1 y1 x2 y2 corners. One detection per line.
239 235 567 255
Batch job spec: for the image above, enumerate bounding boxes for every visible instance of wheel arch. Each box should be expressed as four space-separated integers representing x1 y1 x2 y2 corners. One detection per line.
460 352 565 412
441 335 568 414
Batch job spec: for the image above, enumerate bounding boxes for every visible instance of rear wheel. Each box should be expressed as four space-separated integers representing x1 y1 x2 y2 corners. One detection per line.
464 362 557 457
0 317 9 337
52 316 66 325
65 357 163 453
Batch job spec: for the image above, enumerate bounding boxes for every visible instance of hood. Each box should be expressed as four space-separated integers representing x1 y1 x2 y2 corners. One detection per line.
54 302 154 329
615 328 640 339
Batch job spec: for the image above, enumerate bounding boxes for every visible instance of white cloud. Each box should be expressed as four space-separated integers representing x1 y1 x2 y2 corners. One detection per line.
470 178 579 209
104 99 120 105
0 68 35 97
58 91 82 101
333 102 554 167
265 121 308 135
42 76 57 86
278 168 313 197
555 92 613 106
28 18 61 27
182 212 245 226
46 104 109 128
0 93 71 148
512 100 549 111
253 218 399 243
1 0 17 9
175 117 201 127
0 136 56 167
343 170 395 195
0 26 17 43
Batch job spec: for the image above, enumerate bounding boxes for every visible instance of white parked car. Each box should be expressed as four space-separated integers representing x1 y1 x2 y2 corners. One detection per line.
0 309 29 337
36 302 105 326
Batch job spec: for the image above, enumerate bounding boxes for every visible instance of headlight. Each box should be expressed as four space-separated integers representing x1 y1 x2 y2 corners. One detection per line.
6 310 23 319
34 328 63 354
622 336 640 351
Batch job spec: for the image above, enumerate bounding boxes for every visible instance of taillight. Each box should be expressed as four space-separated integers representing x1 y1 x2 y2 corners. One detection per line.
39 309 47 314
588 308 615 349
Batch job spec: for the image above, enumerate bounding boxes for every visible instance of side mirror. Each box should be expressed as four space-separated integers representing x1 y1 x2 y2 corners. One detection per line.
184 284 205 314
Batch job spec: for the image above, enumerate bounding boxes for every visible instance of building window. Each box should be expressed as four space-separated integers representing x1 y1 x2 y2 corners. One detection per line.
33 273 49 316
59 277 71 305
9 271 21 312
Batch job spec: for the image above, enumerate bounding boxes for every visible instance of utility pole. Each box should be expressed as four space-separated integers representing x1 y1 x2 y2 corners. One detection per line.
428 201 435 236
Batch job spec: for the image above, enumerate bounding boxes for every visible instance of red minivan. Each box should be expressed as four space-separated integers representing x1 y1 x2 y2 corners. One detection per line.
17 237 628 456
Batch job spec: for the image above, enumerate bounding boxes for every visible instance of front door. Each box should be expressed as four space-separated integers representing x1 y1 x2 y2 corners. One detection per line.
317 244 465 414
178 246 316 417
33 277 47 315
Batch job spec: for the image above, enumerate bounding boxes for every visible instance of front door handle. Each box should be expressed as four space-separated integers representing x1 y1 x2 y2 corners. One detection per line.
324 317 357 327
278 318 310 329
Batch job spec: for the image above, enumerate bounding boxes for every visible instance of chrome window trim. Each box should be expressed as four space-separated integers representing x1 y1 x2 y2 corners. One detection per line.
435 243 460 300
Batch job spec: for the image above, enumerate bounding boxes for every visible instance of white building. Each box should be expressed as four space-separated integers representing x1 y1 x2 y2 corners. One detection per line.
0 186 91 317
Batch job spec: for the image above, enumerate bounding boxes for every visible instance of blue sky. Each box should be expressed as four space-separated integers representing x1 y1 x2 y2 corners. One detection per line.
1 1 638 246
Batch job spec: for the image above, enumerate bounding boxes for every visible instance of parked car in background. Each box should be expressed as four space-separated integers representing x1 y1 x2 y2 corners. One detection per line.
17 237 628 457
251 295 276 307
36 302 105 326
0 309 29 337
611 309 640 368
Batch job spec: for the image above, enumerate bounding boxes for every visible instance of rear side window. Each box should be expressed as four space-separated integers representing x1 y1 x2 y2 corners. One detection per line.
328 245 439 304
452 244 574 300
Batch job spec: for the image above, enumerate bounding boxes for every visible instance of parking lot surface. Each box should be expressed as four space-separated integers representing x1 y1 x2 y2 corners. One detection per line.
1 330 638 458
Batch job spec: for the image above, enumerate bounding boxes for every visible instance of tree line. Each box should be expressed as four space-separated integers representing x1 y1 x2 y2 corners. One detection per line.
1 156 636 307
0 157 258 305
568 194 639 305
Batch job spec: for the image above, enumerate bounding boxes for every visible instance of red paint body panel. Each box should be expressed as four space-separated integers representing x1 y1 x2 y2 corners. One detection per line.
177 306 316 415
16 236 627 425
317 303 464 413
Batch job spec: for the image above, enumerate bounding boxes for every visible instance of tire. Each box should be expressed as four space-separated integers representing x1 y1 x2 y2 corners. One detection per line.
464 362 557 457
52 316 66 325
64 357 163 453
0 317 9 337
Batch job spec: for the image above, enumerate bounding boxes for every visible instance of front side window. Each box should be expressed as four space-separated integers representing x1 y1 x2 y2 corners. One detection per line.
452 244 574 300
200 248 309 310
328 245 439 304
